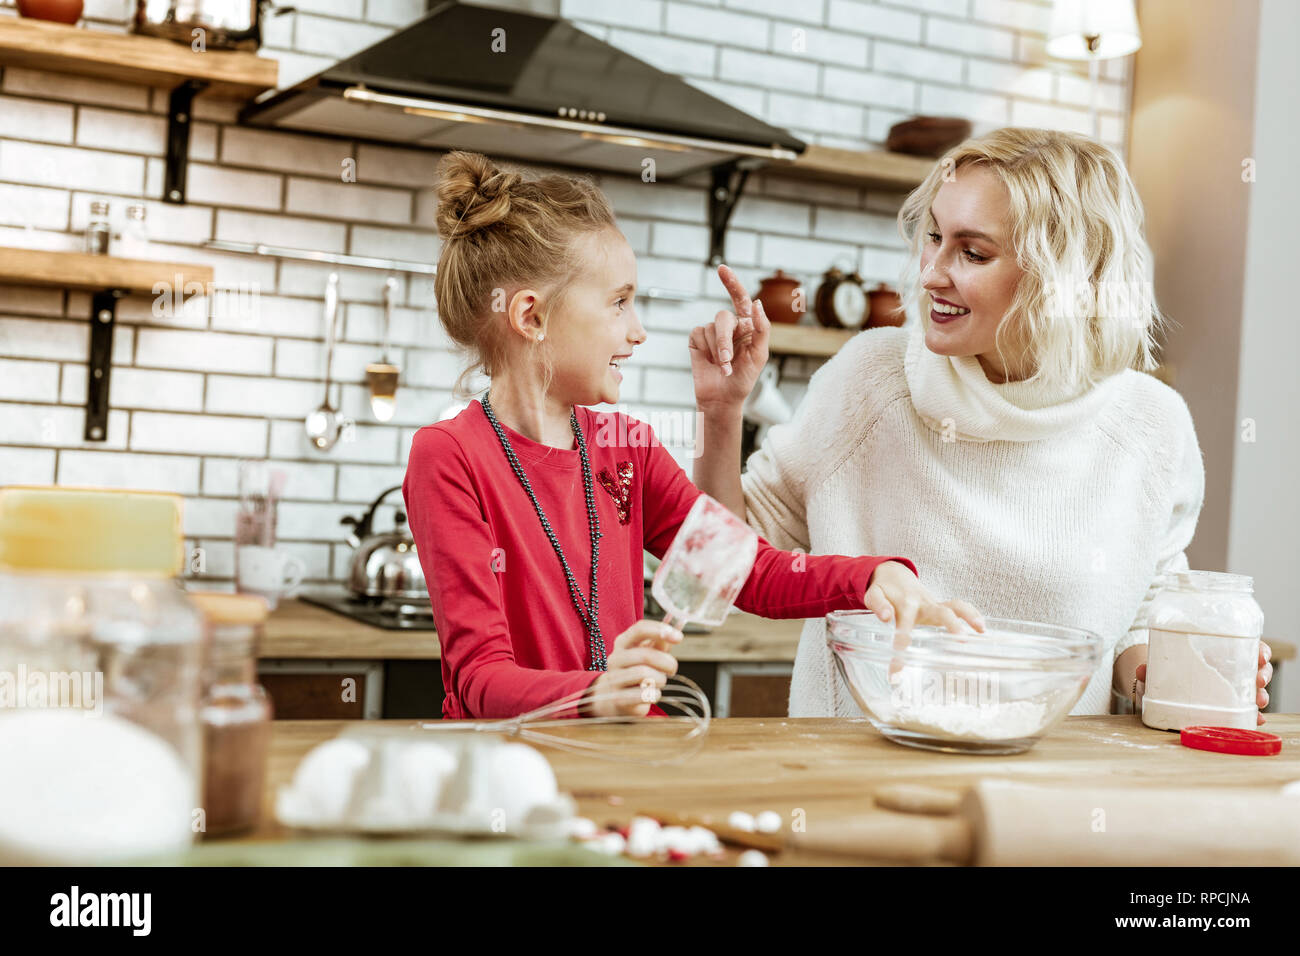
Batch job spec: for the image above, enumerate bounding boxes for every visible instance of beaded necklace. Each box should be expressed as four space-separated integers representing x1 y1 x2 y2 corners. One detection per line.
480 394 607 670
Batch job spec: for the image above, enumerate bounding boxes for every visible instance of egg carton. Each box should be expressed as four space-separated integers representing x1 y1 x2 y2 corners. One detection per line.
275 726 576 841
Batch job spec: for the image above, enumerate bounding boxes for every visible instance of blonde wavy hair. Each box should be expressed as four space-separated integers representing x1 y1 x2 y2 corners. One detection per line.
897 127 1164 393
433 150 617 399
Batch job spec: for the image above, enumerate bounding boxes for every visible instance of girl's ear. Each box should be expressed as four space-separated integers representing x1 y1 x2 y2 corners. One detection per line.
506 288 546 341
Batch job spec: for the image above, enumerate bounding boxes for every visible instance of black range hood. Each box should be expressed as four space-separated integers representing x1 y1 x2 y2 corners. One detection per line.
240 0 804 183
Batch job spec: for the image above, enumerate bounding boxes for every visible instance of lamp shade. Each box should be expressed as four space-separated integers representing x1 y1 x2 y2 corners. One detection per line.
1047 0 1142 60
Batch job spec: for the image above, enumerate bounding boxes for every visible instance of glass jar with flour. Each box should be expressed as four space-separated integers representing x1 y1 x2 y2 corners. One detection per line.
1141 571 1263 731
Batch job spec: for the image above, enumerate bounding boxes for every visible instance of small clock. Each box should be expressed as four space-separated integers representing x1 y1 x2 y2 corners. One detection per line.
814 267 870 329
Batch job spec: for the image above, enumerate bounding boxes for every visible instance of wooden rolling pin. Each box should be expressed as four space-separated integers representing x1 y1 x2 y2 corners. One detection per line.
787 781 1300 866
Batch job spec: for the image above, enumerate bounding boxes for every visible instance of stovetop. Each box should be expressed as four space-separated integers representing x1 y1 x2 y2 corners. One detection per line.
300 587 711 633
300 589 437 631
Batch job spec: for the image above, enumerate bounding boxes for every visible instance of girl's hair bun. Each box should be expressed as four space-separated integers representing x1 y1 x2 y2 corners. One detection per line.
435 150 522 240
432 149 617 399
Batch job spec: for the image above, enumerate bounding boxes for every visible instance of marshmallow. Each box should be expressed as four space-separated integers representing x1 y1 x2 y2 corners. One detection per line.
727 811 756 832
626 815 661 858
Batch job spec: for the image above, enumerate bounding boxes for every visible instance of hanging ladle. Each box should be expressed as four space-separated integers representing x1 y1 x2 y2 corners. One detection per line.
305 272 342 451
365 277 401 422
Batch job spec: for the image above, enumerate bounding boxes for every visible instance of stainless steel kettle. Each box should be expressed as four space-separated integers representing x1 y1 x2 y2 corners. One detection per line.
341 485 426 601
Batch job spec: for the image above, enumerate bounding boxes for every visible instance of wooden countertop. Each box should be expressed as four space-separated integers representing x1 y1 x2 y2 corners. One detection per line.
223 714 1300 866
263 596 1297 665
262 596 802 662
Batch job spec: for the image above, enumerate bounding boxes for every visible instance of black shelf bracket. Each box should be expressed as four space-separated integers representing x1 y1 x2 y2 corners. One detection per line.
164 79 208 204
85 289 125 442
707 161 751 266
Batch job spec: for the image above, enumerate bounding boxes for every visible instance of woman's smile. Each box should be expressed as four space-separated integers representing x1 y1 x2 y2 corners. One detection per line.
929 295 971 324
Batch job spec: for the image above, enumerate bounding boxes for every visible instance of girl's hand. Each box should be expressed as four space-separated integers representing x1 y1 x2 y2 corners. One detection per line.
688 264 770 413
1134 641 1273 725
582 621 683 718
863 560 986 637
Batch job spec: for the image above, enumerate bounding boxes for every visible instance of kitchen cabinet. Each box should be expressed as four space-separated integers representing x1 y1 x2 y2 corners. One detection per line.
260 598 799 720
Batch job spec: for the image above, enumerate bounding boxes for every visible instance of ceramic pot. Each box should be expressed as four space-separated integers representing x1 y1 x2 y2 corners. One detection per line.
755 270 802 325
16 0 84 24
866 283 904 328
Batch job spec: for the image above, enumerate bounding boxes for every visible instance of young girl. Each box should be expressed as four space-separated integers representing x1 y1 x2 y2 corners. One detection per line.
403 151 985 721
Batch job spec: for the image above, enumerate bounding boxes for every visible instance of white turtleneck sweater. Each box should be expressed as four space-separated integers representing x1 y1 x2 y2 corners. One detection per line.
741 324 1205 717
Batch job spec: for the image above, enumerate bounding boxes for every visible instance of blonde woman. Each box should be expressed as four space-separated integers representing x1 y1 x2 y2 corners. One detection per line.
690 127 1274 719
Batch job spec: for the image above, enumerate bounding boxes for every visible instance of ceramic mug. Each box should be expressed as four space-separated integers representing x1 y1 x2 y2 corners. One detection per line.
743 364 793 426
236 545 304 610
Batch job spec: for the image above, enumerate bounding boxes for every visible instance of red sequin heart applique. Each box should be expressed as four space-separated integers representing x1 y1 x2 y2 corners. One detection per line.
596 461 634 525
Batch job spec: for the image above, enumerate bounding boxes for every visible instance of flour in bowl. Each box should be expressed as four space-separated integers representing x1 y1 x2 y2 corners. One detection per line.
878 667 1053 741
885 697 1052 740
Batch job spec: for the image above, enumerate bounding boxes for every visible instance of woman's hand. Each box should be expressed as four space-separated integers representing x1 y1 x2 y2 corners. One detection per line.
688 264 770 412
863 560 986 636
1133 640 1273 725
581 621 683 718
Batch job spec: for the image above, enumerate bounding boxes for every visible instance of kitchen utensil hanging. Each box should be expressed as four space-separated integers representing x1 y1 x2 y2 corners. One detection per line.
365 277 401 423
418 674 712 766
305 273 342 451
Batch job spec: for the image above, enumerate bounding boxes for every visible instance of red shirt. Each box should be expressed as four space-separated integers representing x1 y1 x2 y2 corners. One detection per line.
402 401 916 720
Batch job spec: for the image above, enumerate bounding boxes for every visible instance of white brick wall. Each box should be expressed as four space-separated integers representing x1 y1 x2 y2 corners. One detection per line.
0 0 1135 586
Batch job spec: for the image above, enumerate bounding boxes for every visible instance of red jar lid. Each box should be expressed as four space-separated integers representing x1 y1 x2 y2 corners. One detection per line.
1180 726 1282 756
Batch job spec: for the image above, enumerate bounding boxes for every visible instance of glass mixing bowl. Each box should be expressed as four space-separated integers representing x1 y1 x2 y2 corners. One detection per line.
826 610 1103 755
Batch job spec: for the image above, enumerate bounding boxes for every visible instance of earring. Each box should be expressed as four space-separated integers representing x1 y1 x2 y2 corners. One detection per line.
537 333 545 342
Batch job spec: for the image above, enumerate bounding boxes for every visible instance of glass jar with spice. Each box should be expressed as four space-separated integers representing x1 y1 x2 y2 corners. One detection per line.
84 200 111 255
188 592 274 837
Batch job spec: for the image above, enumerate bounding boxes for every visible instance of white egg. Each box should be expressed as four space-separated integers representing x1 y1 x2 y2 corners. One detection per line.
438 740 557 831
349 739 462 828
283 737 372 825
393 741 459 817
755 810 782 833
737 849 769 867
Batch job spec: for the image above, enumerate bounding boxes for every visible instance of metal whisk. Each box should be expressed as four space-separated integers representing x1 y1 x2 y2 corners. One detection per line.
417 674 712 765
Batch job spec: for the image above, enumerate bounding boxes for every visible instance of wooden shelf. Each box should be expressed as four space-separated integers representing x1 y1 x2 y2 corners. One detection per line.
0 245 216 441
0 246 213 293
765 144 937 191
0 17 278 98
766 323 857 358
